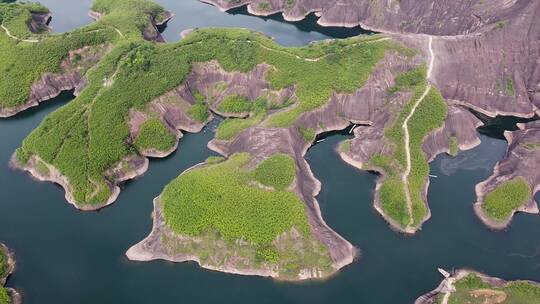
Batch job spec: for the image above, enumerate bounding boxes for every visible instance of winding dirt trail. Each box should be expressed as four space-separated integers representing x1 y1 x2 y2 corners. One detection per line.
402 36 434 229
1 24 40 42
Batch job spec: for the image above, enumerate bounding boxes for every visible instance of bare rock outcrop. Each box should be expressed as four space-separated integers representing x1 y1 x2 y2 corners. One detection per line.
201 0 521 35
29 12 52 34
474 121 540 229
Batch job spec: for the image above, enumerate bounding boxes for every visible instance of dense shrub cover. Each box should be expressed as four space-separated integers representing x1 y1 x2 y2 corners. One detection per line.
217 94 253 113
187 102 209 122
482 177 531 220
0 2 48 39
0 248 7 304
162 153 309 245
161 153 333 274
0 288 8 304
0 249 6 279
134 119 176 152
253 153 295 190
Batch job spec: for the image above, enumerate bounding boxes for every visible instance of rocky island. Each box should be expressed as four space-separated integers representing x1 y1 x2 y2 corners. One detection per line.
1 0 540 282
415 269 540 304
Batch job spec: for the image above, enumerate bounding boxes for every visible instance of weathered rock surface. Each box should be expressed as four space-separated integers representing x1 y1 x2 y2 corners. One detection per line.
203 0 540 120
202 0 516 33
474 121 540 229
29 12 52 34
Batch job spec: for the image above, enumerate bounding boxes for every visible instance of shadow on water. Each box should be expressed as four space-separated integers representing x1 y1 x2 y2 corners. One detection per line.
470 109 538 140
227 6 373 39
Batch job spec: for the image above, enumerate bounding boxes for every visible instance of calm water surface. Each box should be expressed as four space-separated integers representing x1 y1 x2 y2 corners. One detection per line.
1 1 539 303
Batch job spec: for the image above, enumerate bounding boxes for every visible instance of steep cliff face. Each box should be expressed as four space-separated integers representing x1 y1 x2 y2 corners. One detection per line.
202 0 521 35
432 1 540 119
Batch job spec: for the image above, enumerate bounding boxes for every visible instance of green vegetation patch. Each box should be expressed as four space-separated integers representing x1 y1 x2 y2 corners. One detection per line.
0 247 8 304
447 273 540 304
215 97 267 140
253 154 296 190
0 4 118 109
163 153 309 244
298 126 315 143
204 156 224 164
506 76 515 96
448 136 458 156
13 15 411 206
217 94 253 114
0 0 169 110
0 287 8 304
188 102 209 123
91 0 167 40
162 153 331 277
340 139 351 153
0 2 49 40
0 247 6 279
134 118 176 152
482 177 531 221
370 67 448 228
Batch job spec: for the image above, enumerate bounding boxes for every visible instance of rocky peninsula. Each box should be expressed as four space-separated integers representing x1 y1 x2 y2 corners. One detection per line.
415 269 540 304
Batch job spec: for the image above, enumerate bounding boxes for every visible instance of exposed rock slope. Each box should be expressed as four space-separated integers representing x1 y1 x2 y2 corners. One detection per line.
203 0 540 229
